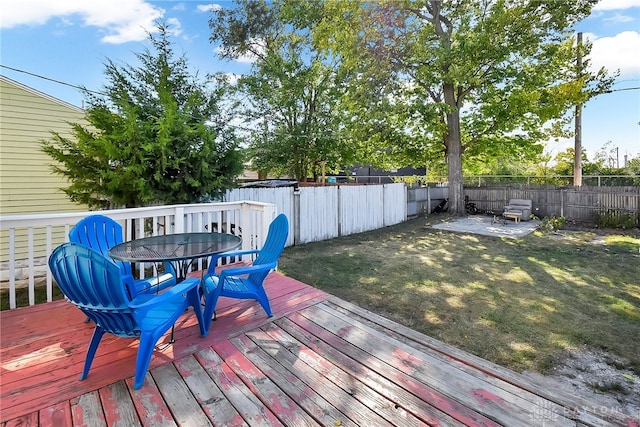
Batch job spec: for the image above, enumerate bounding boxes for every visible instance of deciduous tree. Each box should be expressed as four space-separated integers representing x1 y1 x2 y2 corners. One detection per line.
316 0 615 213
210 0 354 181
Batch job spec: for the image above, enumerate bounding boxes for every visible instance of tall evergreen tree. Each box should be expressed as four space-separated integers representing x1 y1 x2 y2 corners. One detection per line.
42 22 243 208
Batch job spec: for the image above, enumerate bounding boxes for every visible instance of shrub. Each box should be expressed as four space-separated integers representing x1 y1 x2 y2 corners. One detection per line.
595 210 638 230
537 215 566 233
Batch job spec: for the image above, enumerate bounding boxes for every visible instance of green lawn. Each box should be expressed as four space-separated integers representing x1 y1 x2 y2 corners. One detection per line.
278 216 640 375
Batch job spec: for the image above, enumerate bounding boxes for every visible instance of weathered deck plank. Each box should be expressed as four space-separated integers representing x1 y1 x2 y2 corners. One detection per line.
38 400 72 427
323 297 633 427
125 375 177 427
71 390 107 426
1 271 637 426
278 311 495 427
231 333 359 427
99 381 142 427
194 347 285 426
259 321 464 427
173 355 248 427
245 326 425 427
152 363 213 426
215 339 322 427
301 303 545 426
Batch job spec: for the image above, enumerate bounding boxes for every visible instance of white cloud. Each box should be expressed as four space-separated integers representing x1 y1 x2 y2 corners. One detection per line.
197 4 223 13
1 0 165 44
593 0 640 11
587 31 640 77
602 13 636 22
165 17 182 37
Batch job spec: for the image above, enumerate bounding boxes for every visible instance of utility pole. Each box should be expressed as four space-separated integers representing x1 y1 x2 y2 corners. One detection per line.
574 32 583 187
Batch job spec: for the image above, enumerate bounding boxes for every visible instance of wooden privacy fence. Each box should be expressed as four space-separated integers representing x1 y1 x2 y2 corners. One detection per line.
224 183 407 244
464 185 640 224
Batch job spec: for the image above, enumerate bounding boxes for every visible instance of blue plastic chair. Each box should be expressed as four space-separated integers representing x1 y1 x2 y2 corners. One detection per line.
201 214 289 330
70 214 176 298
48 242 207 389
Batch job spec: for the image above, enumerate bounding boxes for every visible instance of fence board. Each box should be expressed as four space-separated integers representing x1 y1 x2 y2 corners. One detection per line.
225 187 295 247
464 185 639 224
299 186 339 244
339 186 385 236
225 184 407 244
383 183 407 226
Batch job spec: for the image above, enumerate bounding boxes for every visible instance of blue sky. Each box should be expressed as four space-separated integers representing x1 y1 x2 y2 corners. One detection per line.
2 0 639 163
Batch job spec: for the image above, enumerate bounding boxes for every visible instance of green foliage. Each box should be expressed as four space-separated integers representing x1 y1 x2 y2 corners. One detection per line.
529 146 640 185
536 215 567 233
596 210 639 230
391 175 431 187
313 0 615 214
210 0 354 181
628 158 640 174
42 22 243 208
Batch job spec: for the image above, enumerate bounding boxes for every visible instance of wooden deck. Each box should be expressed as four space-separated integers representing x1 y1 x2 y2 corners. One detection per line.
1 271 636 426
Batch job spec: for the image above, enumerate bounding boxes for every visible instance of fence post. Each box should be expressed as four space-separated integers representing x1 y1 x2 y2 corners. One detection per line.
560 190 564 217
293 187 301 245
337 185 342 237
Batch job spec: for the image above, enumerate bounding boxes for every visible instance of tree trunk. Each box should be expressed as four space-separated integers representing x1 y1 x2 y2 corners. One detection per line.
443 83 464 215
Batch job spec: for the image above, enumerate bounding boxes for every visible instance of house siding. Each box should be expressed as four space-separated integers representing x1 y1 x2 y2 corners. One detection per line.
0 76 88 215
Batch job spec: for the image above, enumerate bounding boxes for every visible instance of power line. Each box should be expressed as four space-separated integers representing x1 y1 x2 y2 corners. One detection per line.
3 63 638 142
609 86 640 92
0 64 106 96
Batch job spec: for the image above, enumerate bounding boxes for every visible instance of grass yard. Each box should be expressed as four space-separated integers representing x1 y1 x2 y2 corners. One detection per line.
278 215 640 376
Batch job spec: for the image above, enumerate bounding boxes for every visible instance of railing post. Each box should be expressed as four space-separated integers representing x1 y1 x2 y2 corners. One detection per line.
28 228 34 306
46 226 52 302
9 228 16 309
174 207 185 233
240 203 252 261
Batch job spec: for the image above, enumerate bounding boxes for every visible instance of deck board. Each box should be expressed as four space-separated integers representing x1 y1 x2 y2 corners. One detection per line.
1 271 637 426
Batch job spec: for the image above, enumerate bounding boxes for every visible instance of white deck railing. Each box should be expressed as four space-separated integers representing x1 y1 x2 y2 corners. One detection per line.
0 201 277 309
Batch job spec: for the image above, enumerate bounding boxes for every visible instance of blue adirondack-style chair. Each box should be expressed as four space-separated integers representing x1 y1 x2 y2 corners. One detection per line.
201 213 289 330
48 242 207 389
70 214 176 298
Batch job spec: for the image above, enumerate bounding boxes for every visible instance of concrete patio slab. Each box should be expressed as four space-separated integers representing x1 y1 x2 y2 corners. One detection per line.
431 214 539 238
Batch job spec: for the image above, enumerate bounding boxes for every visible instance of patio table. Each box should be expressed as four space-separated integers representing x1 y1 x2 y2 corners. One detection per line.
109 232 242 282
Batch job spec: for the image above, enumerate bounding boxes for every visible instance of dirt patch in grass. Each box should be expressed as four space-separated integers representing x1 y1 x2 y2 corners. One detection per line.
524 348 640 419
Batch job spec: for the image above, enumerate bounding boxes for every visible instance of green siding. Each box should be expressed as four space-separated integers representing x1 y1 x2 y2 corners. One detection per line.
0 77 92 262
0 76 89 216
